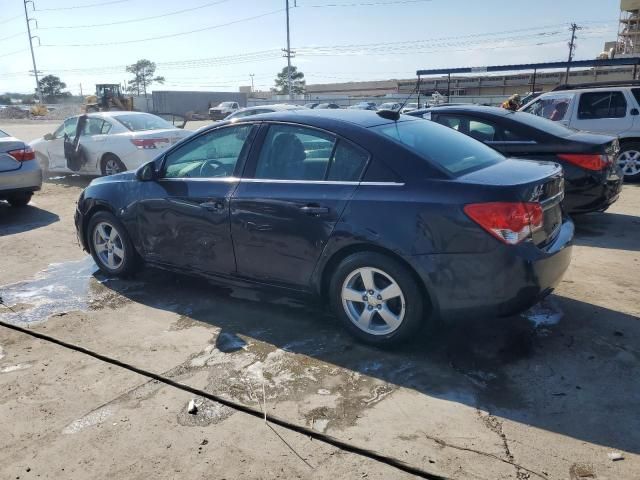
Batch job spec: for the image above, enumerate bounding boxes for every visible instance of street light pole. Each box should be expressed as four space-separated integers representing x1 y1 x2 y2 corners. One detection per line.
285 0 292 100
23 0 43 104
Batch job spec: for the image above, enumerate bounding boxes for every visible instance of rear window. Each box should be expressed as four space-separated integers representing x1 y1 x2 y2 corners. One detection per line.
113 113 174 132
373 119 504 176
508 111 577 137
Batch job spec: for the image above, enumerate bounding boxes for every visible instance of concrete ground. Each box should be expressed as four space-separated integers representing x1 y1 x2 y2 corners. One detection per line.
0 121 639 479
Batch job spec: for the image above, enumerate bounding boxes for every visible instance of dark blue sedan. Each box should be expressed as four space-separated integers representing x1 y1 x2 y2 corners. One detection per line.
75 110 573 346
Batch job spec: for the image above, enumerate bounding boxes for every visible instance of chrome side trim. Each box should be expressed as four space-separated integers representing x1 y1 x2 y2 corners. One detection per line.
156 177 404 186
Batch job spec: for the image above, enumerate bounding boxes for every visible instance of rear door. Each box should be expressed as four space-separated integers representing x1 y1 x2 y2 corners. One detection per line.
230 123 369 288
136 123 257 274
571 90 632 134
78 117 113 173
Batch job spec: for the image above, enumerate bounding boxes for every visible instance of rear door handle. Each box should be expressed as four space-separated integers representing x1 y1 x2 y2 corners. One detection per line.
201 201 225 211
300 205 330 216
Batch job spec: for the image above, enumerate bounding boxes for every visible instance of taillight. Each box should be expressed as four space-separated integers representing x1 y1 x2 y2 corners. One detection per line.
131 138 169 149
8 146 35 161
557 153 609 171
464 202 543 245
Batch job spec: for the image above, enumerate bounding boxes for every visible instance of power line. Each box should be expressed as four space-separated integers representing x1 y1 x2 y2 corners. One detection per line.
41 9 285 46
0 31 27 42
0 48 29 59
301 0 432 6
0 14 23 25
37 0 233 30
34 0 128 11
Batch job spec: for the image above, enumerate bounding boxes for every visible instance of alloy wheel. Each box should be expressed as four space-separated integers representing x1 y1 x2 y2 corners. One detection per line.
341 267 406 336
104 158 123 175
93 221 125 270
617 150 640 177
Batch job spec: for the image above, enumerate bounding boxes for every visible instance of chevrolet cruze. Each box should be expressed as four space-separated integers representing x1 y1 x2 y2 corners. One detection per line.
75 110 573 346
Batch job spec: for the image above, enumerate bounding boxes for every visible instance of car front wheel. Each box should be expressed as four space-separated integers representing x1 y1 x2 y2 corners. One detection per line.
329 252 425 347
88 211 140 276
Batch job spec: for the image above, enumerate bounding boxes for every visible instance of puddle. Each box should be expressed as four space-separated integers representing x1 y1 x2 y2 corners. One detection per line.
0 257 131 325
62 406 113 434
522 297 564 327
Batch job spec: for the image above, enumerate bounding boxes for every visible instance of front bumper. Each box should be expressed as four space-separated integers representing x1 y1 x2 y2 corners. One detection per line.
412 217 574 321
209 111 229 120
0 160 42 195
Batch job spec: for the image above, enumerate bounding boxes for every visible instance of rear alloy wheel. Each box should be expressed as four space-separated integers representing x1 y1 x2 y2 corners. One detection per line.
617 143 640 181
7 192 32 207
330 252 425 346
88 211 140 276
101 154 126 176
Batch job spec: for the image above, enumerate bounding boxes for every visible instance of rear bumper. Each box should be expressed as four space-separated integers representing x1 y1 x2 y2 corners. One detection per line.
0 161 42 196
412 217 574 321
564 170 623 214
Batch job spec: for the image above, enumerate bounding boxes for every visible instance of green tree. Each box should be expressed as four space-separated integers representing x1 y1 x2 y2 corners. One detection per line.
0 94 11 105
273 66 305 95
126 59 165 97
38 75 70 103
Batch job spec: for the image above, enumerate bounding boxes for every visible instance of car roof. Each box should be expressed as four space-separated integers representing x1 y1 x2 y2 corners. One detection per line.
419 105 511 116
221 109 418 129
88 111 153 119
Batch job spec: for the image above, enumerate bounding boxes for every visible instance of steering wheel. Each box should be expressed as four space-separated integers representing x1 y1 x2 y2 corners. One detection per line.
198 158 225 177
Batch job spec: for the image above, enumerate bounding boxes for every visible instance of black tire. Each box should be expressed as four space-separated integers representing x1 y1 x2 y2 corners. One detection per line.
617 141 640 182
87 211 141 277
329 252 426 347
7 192 32 207
101 154 126 176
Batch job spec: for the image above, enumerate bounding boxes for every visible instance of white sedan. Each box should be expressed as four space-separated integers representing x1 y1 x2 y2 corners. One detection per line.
31 111 192 176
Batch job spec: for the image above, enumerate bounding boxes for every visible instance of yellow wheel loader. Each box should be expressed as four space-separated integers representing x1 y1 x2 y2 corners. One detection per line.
84 84 133 112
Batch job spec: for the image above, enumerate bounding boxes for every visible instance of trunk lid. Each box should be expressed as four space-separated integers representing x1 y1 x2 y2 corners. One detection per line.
459 159 564 247
0 138 26 172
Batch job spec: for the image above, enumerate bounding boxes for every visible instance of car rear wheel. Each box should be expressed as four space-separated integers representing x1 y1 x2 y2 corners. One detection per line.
7 192 32 207
101 154 126 176
329 252 425 347
617 142 640 181
88 211 140 276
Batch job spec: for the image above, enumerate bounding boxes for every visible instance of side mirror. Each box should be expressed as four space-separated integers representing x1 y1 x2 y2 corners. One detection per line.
44 133 54 141
136 161 157 181
631 108 639 116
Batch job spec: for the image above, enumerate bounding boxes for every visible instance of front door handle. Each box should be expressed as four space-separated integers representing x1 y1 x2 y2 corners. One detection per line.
201 200 225 211
300 205 330 216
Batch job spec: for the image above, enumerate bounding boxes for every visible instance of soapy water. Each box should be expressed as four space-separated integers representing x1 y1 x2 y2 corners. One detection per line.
0 257 111 325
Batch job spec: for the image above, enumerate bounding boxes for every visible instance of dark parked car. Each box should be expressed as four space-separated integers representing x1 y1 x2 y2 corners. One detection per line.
349 102 378 110
75 110 573 346
409 105 623 214
316 103 341 109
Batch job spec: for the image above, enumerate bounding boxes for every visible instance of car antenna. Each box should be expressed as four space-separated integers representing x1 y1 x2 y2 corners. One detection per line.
376 81 418 121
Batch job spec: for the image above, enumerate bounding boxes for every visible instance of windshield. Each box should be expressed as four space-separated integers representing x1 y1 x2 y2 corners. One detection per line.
521 93 574 122
380 103 398 110
113 113 174 132
373 119 504 175
219 102 235 107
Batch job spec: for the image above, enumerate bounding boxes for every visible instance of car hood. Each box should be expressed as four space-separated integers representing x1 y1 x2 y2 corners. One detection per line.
90 171 137 185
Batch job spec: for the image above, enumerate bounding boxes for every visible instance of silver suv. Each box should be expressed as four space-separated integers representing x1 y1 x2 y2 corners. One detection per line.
521 82 640 181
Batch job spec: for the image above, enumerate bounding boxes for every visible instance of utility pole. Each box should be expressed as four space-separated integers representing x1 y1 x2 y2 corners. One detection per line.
565 23 582 85
79 83 83 97
285 0 293 100
23 0 43 104
250 74 255 93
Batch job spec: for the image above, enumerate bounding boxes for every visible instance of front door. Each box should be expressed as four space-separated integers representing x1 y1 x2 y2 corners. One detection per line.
136 123 257 275
230 123 369 288
47 117 78 170
572 90 634 135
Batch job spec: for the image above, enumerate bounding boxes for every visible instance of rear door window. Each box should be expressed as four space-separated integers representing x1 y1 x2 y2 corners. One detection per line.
578 91 627 119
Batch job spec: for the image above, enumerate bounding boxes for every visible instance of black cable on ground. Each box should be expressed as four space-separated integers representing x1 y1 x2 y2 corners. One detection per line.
0 316 448 480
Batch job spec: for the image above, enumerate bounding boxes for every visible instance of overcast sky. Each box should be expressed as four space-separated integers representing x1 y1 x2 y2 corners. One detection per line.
0 0 622 95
